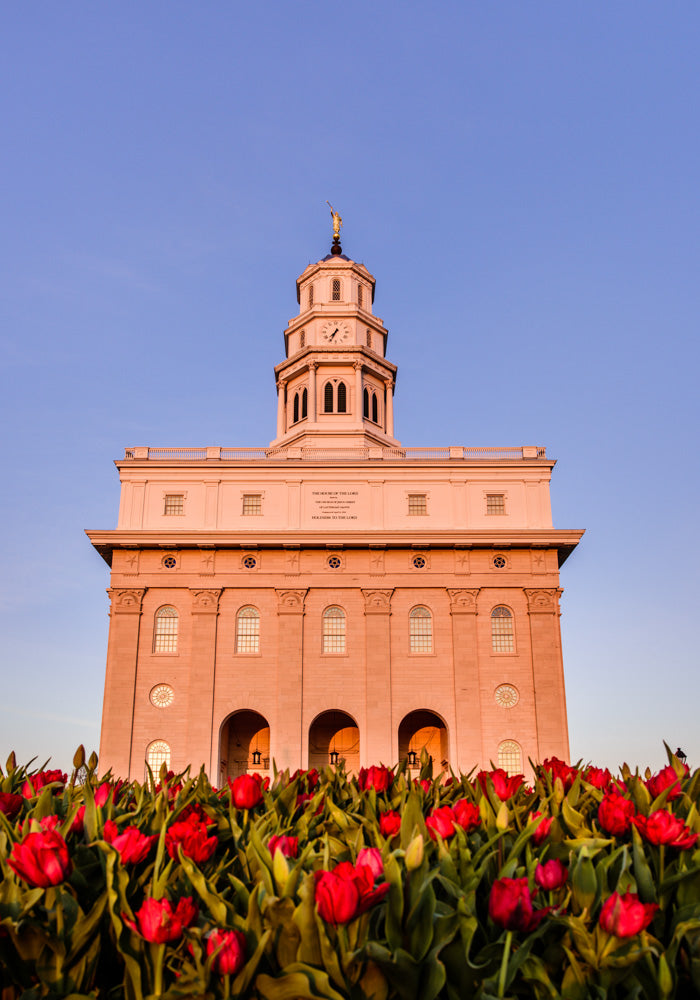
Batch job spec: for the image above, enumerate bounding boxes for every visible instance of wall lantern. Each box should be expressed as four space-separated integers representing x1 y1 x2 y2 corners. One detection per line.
329 750 339 766
407 750 418 768
252 749 262 766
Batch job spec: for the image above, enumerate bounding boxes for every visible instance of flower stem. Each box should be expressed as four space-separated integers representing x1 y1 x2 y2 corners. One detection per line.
498 929 513 998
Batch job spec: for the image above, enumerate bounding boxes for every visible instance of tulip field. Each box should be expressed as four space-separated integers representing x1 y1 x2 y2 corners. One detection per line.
1 749 700 998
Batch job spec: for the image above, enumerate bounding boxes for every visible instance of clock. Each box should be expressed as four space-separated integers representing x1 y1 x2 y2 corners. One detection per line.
320 321 351 344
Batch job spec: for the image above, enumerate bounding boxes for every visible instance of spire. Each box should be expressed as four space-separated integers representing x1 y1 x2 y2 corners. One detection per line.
326 201 343 255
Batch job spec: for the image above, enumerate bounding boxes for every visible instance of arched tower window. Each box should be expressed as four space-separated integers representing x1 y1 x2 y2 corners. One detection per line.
332 278 341 301
308 285 314 308
409 607 433 653
372 393 378 423
491 606 514 653
498 740 522 775
301 387 308 419
154 607 178 653
363 387 370 418
236 607 260 654
299 329 306 348
323 606 346 654
324 382 334 413
337 381 347 413
366 328 372 348
293 393 299 424
146 740 171 776
358 284 363 308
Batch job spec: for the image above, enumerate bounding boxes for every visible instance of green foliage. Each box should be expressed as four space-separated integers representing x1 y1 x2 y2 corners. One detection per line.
0 748 699 997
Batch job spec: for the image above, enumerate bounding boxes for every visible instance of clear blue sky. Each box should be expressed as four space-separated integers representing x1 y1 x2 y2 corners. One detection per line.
2 4 698 775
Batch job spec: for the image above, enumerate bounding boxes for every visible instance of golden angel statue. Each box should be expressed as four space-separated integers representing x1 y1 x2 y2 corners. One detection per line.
326 201 343 239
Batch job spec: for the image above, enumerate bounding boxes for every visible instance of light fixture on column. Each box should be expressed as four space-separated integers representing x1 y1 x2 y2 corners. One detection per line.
407 749 418 768
252 749 262 766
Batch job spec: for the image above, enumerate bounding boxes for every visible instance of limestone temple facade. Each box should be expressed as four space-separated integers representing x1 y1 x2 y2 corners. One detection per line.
88 232 583 783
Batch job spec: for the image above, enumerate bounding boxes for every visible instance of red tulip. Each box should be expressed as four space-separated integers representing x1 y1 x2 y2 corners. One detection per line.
357 847 384 880
425 805 456 840
228 773 265 809
453 798 481 832
268 834 299 859
534 859 568 890
379 810 402 837
125 896 198 943
21 769 67 799
414 778 432 794
489 877 546 932
529 812 553 845
646 764 688 801
634 810 698 850
599 892 658 937
541 757 579 791
358 766 392 793
477 769 524 801
8 830 72 887
583 766 613 791
314 868 361 924
291 768 319 791
70 805 86 835
0 792 23 819
104 819 157 864
206 928 246 976
598 793 636 836
166 816 218 864
352 861 391 915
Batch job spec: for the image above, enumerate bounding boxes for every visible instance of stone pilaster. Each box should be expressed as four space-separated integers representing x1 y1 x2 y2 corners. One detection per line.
525 588 569 762
447 589 482 772
275 589 308 771
100 588 146 780
362 589 394 765
185 589 222 775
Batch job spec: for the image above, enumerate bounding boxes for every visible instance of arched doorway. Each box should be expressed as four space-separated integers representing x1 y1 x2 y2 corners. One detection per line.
398 710 448 772
220 710 270 783
308 710 360 774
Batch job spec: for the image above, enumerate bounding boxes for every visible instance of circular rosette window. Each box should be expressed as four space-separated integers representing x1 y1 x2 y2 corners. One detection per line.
150 684 175 708
494 684 519 709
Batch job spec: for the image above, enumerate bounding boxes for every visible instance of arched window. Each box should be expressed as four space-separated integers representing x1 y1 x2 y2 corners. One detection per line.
409 607 433 653
358 284 363 308
363 387 370 418
332 278 341 301
308 285 314 308
324 382 334 413
299 329 306 348
366 328 372 348
301 387 308 419
146 740 171 776
293 393 299 423
236 607 260 654
491 607 514 653
372 393 378 423
337 381 347 413
154 607 178 653
323 606 346 654
498 740 522 775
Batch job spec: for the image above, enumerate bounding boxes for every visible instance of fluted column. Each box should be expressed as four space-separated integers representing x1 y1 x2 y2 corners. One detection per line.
362 589 394 765
354 361 363 423
186 589 222 775
99 588 146 780
447 589 481 773
275 589 308 771
308 362 317 424
276 380 286 438
385 379 394 437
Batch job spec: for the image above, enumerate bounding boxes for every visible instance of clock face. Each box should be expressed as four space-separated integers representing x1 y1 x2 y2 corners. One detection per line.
321 322 351 344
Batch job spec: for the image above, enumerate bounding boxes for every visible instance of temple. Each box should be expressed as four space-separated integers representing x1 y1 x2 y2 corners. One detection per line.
88 225 583 782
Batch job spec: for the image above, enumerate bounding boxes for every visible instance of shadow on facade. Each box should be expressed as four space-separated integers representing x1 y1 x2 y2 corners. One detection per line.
219 710 270 782
308 710 360 773
398 710 448 772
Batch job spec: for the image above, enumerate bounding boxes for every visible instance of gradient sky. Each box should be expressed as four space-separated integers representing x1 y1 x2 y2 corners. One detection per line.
2 4 698 775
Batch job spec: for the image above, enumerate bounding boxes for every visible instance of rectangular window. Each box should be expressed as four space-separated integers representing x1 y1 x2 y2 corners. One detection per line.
486 494 506 515
358 284 363 308
163 494 184 515
332 278 341 301
408 494 428 516
242 494 262 516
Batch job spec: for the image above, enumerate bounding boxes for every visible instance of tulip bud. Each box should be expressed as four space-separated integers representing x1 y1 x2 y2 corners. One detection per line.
5 751 16 774
404 833 424 871
87 751 98 772
73 745 86 770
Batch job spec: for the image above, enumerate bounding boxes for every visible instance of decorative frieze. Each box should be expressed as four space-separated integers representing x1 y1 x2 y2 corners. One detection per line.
108 588 146 613
276 589 308 614
190 589 222 613
525 588 562 613
447 588 479 613
362 589 393 613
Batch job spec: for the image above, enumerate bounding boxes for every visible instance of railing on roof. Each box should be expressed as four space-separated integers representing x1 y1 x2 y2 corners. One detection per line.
124 445 546 461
